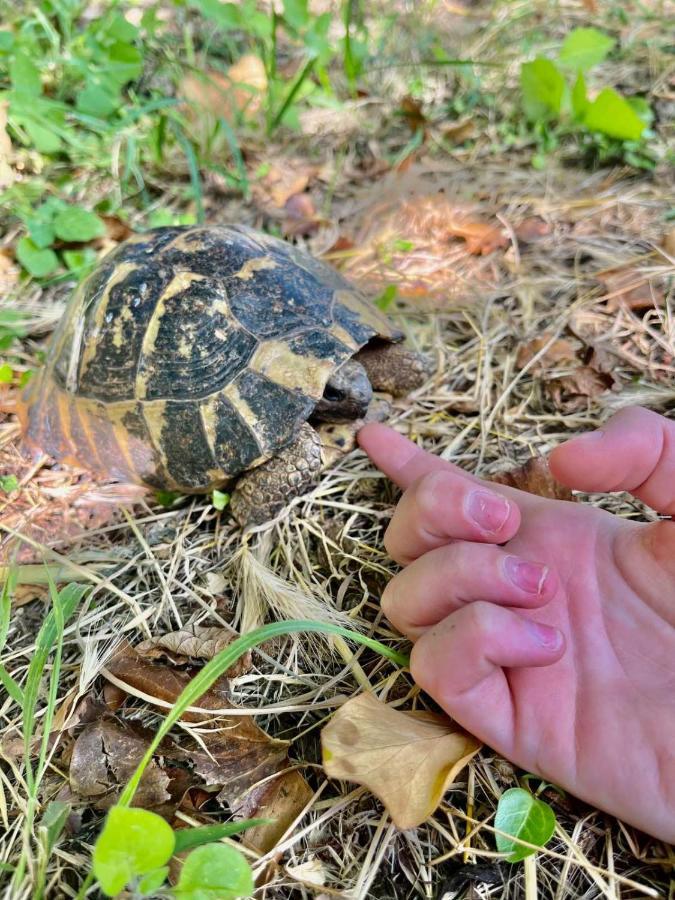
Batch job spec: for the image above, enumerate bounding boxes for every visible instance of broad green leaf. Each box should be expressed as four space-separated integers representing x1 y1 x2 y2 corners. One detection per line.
38 800 71 854
26 218 55 249
627 96 653 126
283 0 310 31
137 866 169 895
22 119 62 154
558 27 614 71
0 364 13 383
76 83 118 118
187 0 243 28
63 247 97 273
571 71 588 119
494 788 556 862
0 474 19 493
106 41 143 85
174 844 253 900
173 819 270 854
10 52 41 96
0 31 14 52
103 12 139 43
93 806 175 897
375 284 398 311
53 206 105 242
520 58 565 121
584 88 646 141
16 238 59 277
212 489 230 511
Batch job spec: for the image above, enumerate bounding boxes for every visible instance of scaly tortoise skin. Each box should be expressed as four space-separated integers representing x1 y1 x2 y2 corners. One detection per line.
20 225 428 524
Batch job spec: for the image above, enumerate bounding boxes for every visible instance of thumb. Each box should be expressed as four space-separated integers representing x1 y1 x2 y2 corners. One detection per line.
549 406 675 514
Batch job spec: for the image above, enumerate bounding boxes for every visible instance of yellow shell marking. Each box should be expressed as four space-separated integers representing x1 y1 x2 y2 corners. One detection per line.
136 271 206 399
233 256 277 281
334 289 394 339
248 339 334 398
77 261 139 383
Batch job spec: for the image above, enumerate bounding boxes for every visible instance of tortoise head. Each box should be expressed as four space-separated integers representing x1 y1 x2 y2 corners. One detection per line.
312 359 373 423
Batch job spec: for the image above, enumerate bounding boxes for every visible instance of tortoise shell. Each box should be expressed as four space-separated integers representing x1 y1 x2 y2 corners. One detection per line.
20 225 399 492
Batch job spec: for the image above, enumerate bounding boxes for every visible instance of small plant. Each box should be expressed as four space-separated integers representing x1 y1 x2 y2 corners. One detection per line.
15 197 104 279
520 27 654 168
494 786 557 862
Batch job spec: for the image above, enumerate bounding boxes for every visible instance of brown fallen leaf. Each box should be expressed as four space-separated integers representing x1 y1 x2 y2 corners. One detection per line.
135 624 250 674
547 365 613 412
516 335 578 372
399 96 426 133
492 456 574 502
514 216 552 243
252 158 320 212
321 693 480 830
598 268 662 312
69 720 172 811
234 767 313 856
442 118 475 144
282 192 323 237
179 55 267 123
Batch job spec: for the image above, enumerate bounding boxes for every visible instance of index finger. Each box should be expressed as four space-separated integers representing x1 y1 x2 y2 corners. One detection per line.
357 422 482 490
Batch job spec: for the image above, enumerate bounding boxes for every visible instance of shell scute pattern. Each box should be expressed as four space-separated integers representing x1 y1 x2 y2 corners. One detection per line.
23 225 396 492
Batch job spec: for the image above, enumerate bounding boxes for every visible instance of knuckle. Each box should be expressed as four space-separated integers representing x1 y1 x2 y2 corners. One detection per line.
414 471 449 520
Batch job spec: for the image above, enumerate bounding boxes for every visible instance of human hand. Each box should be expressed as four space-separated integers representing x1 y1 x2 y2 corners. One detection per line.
358 406 675 841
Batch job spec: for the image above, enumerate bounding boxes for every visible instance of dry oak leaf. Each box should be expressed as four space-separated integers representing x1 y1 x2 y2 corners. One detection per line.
179 55 267 122
546 365 613 412
135 624 251 674
492 456 574 502
598 268 663 312
321 693 480 830
234 767 313 856
516 335 578 373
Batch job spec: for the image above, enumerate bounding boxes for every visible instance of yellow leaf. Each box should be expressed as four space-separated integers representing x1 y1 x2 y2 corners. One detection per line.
321 693 481 829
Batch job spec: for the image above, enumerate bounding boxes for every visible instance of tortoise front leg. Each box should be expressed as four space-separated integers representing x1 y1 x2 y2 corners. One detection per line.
354 342 434 396
230 423 322 526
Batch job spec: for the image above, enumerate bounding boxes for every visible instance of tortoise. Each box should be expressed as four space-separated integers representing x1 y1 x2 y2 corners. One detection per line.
19 225 432 526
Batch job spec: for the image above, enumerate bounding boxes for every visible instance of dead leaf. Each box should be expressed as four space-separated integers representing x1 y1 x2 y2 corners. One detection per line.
399 96 426 133
0 248 19 293
282 192 323 237
442 118 475 144
598 268 662 312
252 158 319 212
492 456 574 501
235 767 313 855
69 720 172 811
546 365 613 412
286 857 327 887
321 693 480 830
180 55 267 122
135 625 250 674
516 335 578 372
514 216 551 243
663 227 675 257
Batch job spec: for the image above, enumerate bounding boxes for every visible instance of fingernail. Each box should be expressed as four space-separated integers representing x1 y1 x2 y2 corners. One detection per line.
526 620 562 651
504 556 549 594
467 490 510 534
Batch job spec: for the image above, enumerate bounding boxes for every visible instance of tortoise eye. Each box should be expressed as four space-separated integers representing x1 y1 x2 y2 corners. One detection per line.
323 385 345 402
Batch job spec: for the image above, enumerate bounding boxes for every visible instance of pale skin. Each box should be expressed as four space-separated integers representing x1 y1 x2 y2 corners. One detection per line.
358 406 675 842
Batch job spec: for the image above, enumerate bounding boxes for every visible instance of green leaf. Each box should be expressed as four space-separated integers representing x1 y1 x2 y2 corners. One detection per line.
0 474 19 493
374 284 398 312
558 27 614 71
21 119 62 154
0 31 14 52
104 13 139 43
283 0 310 31
520 58 565 121
174 844 254 900
53 206 105 242
76 83 118 118
26 218 55 249
93 806 175 897
0 364 13 383
187 0 242 28
584 88 646 141
38 800 71 855
137 866 169 895
106 41 143 85
571 71 588 119
626 96 653 126
63 247 97 274
16 238 59 277
494 788 556 862
10 51 41 96
173 820 270 854
212 489 230 511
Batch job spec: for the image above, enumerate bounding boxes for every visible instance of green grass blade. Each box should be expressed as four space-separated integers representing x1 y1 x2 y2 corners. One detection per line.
173 819 271 853
217 116 249 197
269 57 316 133
0 663 23 705
118 619 408 806
171 120 204 223
0 565 17 653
